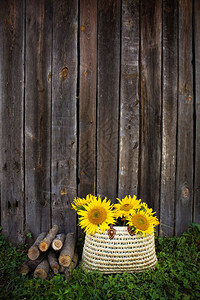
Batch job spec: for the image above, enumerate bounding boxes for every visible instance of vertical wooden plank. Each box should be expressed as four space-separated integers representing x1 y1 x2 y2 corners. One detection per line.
140 0 162 215
160 0 178 236
194 0 200 224
118 0 139 198
97 0 121 201
175 0 193 235
25 0 52 238
79 0 97 197
52 0 78 233
0 0 25 244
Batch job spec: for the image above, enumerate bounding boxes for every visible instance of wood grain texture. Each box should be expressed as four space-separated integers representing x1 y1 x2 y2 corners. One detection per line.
0 1 199 241
25 0 52 238
97 0 121 201
175 0 193 235
51 0 78 232
140 0 162 215
160 0 178 236
118 0 139 199
79 0 97 197
194 0 200 224
0 0 25 244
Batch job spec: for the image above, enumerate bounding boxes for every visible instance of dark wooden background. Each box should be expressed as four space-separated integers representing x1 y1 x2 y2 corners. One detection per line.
0 0 199 244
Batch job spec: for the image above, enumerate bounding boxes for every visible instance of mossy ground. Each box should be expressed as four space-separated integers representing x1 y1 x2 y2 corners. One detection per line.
0 224 200 300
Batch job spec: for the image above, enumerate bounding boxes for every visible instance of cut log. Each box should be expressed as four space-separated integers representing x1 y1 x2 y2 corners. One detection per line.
28 232 46 260
27 252 47 270
18 261 31 275
39 224 59 252
48 250 60 274
60 250 78 281
18 252 46 275
59 233 76 267
52 233 65 251
59 250 78 272
34 259 49 280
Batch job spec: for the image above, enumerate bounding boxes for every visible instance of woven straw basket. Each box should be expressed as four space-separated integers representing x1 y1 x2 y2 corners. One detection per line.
81 226 157 274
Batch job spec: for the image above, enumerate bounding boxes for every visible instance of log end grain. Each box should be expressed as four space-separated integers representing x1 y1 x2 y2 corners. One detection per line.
18 262 30 275
52 240 62 251
28 246 40 260
52 233 65 251
59 254 71 267
39 241 49 252
34 259 49 280
34 268 48 280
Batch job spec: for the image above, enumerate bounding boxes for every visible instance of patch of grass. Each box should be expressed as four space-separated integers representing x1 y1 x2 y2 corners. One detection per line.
0 224 200 300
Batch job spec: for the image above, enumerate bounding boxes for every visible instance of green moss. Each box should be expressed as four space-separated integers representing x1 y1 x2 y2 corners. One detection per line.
0 224 200 300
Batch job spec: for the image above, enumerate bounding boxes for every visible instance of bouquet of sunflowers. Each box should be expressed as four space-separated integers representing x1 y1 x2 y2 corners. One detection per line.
72 194 159 236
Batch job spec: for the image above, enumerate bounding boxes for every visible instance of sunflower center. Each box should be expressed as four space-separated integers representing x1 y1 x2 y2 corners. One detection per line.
88 207 107 225
121 203 132 211
131 215 149 231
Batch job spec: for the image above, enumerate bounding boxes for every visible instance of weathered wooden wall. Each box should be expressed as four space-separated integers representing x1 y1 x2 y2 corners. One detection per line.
0 0 199 244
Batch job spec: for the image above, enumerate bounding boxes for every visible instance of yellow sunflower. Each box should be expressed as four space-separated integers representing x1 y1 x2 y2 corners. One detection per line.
71 194 94 211
127 210 158 236
114 195 141 219
140 202 156 216
77 196 115 235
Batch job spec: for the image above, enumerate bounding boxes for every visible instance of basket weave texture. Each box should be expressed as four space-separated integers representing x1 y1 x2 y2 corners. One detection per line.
82 226 157 274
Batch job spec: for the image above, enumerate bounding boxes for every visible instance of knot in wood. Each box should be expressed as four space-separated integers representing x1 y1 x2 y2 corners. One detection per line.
60 67 68 80
182 186 190 199
133 141 138 149
60 187 67 196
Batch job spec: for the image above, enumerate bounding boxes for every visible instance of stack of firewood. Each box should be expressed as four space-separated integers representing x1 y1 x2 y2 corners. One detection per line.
18 225 78 280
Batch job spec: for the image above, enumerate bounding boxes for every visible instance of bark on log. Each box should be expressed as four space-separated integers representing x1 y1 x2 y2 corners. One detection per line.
18 252 46 275
52 233 65 251
58 233 75 267
48 249 60 274
34 259 49 280
27 252 47 270
28 232 46 260
39 225 59 252
71 251 78 270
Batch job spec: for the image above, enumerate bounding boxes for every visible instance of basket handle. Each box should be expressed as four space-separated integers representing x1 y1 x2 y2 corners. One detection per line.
127 226 135 236
107 224 116 239
107 225 135 238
